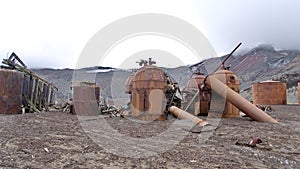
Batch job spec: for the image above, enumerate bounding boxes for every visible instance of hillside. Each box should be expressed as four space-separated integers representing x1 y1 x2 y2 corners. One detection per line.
32 45 300 104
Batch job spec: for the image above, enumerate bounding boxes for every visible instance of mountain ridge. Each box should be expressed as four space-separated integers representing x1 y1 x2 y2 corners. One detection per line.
32 45 300 103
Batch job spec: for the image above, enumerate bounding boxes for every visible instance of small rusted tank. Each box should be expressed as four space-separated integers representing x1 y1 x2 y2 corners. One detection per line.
252 81 286 105
213 69 240 117
0 69 24 114
72 82 100 115
183 72 211 116
130 65 167 121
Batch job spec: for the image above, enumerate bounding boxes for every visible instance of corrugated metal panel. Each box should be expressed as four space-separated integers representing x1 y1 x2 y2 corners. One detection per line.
0 70 23 114
252 81 286 105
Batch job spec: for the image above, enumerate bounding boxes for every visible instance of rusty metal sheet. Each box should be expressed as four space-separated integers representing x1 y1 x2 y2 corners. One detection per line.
73 85 100 116
72 101 99 116
0 70 23 114
73 86 100 101
252 81 287 105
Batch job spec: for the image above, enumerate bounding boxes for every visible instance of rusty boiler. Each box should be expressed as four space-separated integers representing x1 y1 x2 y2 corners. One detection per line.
182 72 211 116
212 68 240 118
72 82 100 116
127 65 167 121
0 69 24 114
252 81 286 105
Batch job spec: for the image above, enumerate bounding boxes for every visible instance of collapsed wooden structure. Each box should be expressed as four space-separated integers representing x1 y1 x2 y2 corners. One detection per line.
0 52 57 114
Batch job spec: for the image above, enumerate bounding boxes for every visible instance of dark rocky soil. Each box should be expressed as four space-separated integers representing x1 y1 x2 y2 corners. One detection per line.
0 105 299 168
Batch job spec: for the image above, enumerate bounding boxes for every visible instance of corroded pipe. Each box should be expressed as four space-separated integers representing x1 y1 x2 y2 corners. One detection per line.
169 106 208 126
205 75 277 123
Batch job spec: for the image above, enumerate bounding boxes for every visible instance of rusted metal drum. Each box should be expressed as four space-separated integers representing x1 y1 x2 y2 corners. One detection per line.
252 81 286 105
183 72 211 116
0 69 24 114
213 69 240 118
130 65 167 121
72 83 100 116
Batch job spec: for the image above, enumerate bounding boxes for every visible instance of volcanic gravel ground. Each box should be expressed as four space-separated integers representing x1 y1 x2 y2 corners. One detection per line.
0 105 299 168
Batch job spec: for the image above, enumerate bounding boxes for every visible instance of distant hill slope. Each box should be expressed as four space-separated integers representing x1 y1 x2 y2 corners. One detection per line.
32 45 300 103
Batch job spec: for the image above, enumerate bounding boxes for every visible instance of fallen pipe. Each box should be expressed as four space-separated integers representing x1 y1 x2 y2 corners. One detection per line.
205 75 277 123
169 106 208 126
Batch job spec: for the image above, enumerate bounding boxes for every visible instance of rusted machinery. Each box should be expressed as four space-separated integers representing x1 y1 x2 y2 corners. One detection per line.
182 43 241 118
125 53 277 124
71 82 100 116
213 68 240 117
205 75 277 123
124 42 277 123
125 58 181 121
0 70 23 114
252 81 287 105
182 72 211 116
0 53 57 114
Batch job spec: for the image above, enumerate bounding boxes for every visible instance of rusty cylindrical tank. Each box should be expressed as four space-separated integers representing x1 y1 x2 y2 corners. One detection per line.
252 81 287 105
205 75 277 123
169 106 207 126
213 69 240 117
0 69 24 114
130 65 167 121
72 82 100 116
183 72 211 116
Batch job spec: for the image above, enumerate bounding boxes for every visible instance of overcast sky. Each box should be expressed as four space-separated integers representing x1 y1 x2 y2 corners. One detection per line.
0 0 299 69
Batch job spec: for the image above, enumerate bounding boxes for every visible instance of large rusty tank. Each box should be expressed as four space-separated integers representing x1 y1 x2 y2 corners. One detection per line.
72 82 100 116
0 69 24 114
213 68 240 118
182 72 211 116
252 81 286 105
129 65 167 121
